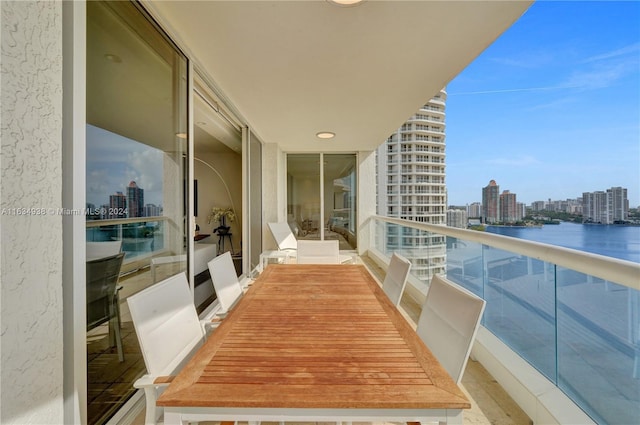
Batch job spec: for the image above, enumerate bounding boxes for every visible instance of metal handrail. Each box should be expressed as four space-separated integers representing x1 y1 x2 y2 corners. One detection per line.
372 215 640 291
85 216 167 228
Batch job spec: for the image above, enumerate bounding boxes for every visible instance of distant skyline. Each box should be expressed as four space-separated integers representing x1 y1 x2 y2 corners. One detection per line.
86 124 164 207
445 1 639 207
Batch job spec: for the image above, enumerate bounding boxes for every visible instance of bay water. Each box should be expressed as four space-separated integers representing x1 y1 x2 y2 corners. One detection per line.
486 221 640 263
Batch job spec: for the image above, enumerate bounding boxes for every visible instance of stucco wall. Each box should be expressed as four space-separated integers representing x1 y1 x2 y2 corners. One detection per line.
1 1 64 424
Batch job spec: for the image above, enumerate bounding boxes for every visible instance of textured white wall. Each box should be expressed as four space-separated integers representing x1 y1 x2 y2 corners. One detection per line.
1 1 64 424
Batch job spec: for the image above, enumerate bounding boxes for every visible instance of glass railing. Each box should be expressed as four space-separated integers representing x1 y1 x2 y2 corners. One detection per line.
370 216 640 425
86 216 172 263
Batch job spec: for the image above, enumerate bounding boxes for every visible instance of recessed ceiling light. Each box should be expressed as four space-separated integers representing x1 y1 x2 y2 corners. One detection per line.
104 53 122 63
316 132 336 139
328 0 365 7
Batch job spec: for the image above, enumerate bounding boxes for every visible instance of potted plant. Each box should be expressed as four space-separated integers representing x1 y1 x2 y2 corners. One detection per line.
207 207 236 235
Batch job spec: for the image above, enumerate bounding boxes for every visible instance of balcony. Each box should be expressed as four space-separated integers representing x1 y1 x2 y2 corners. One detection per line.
368 216 640 425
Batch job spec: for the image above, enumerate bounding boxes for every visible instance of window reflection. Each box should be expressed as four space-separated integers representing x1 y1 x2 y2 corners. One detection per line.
86 1 188 423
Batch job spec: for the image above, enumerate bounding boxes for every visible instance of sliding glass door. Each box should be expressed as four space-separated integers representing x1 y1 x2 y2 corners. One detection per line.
86 1 188 423
287 153 357 250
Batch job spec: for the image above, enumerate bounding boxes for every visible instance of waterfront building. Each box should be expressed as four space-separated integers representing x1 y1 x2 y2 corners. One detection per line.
499 190 517 223
516 202 526 221
608 186 629 222
126 181 144 218
530 200 546 212
467 202 482 219
582 187 629 224
482 180 500 224
376 90 447 283
108 191 127 219
144 203 162 218
447 208 467 228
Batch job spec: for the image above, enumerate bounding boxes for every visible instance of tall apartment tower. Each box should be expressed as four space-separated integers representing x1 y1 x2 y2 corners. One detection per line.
482 180 500 224
376 89 447 285
582 187 629 224
109 191 127 219
499 190 517 223
607 186 628 222
127 180 144 218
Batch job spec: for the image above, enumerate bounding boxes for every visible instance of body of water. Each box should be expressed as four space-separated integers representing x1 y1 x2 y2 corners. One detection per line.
486 222 640 263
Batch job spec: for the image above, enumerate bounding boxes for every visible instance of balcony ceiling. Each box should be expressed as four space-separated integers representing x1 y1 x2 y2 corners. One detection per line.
146 0 531 153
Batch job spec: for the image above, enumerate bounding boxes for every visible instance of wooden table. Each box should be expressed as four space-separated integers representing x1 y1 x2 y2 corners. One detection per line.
157 264 470 424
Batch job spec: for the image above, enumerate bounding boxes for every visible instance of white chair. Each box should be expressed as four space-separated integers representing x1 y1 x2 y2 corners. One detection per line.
86 240 122 261
416 274 486 384
268 222 298 253
382 253 411 306
267 222 353 265
127 273 206 425
208 251 243 314
296 240 340 264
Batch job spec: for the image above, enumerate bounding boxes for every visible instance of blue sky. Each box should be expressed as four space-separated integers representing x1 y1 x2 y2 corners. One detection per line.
446 1 640 207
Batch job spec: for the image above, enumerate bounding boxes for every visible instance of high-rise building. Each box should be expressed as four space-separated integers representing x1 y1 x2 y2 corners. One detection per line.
583 187 629 224
109 191 127 218
607 187 628 222
447 208 467 228
499 190 517 223
467 202 482 218
127 181 144 218
144 203 162 217
482 180 500 224
376 89 447 284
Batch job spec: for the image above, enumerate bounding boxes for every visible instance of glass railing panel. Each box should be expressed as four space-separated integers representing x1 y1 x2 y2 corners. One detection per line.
370 216 640 425
86 218 166 262
479 246 557 382
445 237 484 298
556 267 640 425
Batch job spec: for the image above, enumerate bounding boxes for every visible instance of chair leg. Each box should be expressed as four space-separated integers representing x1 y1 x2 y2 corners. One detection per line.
109 296 125 362
143 387 161 425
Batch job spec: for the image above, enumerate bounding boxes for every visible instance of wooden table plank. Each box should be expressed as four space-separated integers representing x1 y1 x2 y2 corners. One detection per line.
157 264 470 411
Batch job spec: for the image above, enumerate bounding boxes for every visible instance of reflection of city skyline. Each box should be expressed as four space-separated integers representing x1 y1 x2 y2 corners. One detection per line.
87 124 164 207
87 180 163 220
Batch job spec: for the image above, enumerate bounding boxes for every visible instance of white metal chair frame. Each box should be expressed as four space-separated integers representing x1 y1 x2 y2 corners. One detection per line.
207 251 244 316
127 272 207 425
296 239 340 264
382 253 412 306
416 274 486 384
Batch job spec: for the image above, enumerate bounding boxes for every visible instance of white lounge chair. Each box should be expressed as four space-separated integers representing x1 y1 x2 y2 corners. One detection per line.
207 251 244 315
296 240 340 264
127 273 206 425
382 253 411 306
416 274 486 384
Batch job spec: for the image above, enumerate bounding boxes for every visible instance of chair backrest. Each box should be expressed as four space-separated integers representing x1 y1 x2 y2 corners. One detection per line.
86 240 122 261
296 240 340 264
268 222 298 251
208 252 243 313
416 274 486 384
86 252 125 330
382 253 411 306
127 273 204 377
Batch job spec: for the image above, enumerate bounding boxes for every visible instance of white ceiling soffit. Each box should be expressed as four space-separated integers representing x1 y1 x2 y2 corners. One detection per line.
148 0 532 153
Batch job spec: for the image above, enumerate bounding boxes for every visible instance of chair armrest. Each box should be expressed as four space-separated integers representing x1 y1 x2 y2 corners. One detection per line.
201 318 221 335
133 374 175 389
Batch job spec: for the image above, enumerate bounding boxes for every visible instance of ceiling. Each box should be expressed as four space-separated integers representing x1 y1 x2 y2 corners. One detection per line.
145 0 532 153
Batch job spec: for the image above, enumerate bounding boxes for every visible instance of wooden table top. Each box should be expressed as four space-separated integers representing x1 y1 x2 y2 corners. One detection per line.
157 264 470 410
